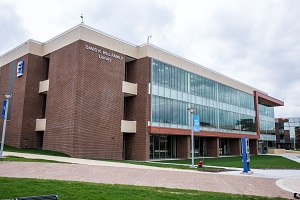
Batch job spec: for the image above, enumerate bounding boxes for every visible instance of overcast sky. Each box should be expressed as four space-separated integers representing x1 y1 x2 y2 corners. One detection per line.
0 0 299 118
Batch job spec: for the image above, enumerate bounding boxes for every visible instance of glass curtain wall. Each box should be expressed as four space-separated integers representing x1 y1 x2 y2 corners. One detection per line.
152 59 254 109
259 104 275 146
282 118 300 149
151 59 256 134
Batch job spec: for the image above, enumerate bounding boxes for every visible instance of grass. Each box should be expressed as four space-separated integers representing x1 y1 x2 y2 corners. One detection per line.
103 155 300 170
153 155 300 169
3 144 299 170
120 160 194 169
0 156 68 163
3 144 70 157
0 177 285 200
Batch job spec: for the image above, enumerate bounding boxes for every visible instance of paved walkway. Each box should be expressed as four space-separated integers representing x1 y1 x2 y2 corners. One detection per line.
1 152 299 199
269 153 300 163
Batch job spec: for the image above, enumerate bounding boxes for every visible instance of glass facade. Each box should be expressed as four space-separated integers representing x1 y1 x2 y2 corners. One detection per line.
281 117 300 149
151 59 256 134
150 135 177 159
259 104 276 142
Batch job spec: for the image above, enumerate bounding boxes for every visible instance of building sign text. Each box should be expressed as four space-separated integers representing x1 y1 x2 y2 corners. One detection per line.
85 45 123 62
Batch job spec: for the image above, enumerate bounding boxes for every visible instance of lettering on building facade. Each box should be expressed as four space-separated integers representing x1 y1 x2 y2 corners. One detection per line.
85 44 123 62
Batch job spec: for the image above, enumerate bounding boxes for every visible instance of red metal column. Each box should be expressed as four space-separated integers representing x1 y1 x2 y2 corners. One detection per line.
254 91 260 138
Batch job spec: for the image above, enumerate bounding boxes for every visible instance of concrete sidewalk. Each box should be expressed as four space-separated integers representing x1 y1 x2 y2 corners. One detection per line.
156 158 300 194
1 151 300 198
3 151 164 170
218 167 300 194
269 153 300 163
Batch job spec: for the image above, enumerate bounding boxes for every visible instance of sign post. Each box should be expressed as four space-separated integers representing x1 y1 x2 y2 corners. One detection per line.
0 94 12 158
242 136 251 173
187 108 196 168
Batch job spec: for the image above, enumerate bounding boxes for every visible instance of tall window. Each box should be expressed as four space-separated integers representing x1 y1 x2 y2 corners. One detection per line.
151 59 257 134
152 59 255 110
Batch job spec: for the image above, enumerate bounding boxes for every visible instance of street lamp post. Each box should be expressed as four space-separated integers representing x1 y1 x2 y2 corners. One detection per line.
0 94 12 158
188 108 196 168
294 134 297 150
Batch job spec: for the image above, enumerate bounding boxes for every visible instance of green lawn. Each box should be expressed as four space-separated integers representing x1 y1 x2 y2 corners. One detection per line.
154 155 300 169
0 177 285 200
3 144 70 157
93 155 300 171
3 144 299 170
0 156 68 163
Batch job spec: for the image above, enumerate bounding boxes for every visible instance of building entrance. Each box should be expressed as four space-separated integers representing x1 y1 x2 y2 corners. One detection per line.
258 142 266 154
150 135 176 159
191 137 207 157
219 138 230 155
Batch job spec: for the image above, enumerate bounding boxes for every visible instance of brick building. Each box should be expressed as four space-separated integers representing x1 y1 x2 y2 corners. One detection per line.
0 24 284 160
275 118 300 149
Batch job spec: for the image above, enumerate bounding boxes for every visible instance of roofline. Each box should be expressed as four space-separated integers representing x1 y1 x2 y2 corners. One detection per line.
0 23 138 59
0 23 272 96
255 91 284 107
0 39 42 59
44 23 138 48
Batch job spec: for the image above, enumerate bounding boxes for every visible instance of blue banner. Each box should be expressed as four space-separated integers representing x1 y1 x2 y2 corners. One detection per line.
2 100 7 119
17 60 24 77
193 115 200 132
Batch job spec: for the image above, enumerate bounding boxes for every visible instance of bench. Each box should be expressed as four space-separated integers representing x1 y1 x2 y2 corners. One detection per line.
268 149 286 154
16 194 58 200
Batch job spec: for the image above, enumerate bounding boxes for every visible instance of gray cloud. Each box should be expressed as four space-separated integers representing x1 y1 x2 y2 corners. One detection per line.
0 1 29 55
0 0 299 117
165 0 300 117
80 0 175 45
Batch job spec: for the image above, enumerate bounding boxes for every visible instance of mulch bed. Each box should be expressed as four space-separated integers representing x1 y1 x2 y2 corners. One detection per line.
198 168 237 173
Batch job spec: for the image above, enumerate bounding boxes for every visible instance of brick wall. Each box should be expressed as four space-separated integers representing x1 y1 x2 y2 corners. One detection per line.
249 139 258 155
4 57 27 148
284 130 291 143
20 54 47 148
150 126 259 139
0 54 47 148
44 40 125 159
177 135 189 158
124 57 151 160
43 42 79 155
230 138 241 155
0 62 21 147
207 137 219 157
74 40 125 159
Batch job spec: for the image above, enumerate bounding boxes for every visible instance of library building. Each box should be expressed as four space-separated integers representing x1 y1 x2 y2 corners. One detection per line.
0 23 284 160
